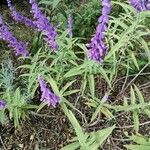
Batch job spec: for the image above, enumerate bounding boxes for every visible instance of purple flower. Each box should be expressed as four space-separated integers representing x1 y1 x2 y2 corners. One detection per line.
87 0 111 62
128 0 150 11
29 0 58 50
6 0 36 28
0 100 6 109
6 0 58 50
38 75 60 107
0 14 29 56
68 15 73 38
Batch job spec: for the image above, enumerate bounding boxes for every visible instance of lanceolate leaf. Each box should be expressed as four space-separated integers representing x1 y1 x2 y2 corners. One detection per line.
89 125 115 149
125 145 150 150
125 135 150 150
88 74 95 98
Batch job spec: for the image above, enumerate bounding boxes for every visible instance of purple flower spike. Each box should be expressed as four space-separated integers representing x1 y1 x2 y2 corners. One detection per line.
29 0 58 50
68 15 73 38
128 0 150 11
87 0 111 62
38 75 60 107
0 100 6 109
6 0 36 28
0 15 29 57
7 0 58 50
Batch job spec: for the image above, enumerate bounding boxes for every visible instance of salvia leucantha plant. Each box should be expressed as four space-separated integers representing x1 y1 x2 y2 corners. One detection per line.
0 0 150 149
0 0 148 109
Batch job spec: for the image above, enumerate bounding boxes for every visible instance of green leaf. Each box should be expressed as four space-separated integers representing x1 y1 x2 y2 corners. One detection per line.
124 145 150 150
144 109 150 117
37 103 47 113
0 110 6 124
129 51 139 70
46 75 60 94
60 80 76 95
131 135 150 146
63 89 80 96
133 111 139 133
91 103 103 122
67 110 89 150
134 85 145 105
64 65 85 78
99 66 111 88
52 0 61 9
88 74 95 98
101 107 113 119
81 73 87 96
89 125 115 149
77 43 88 54
39 0 52 6
131 86 136 105
61 103 89 150
114 102 150 112
138 37 150 63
